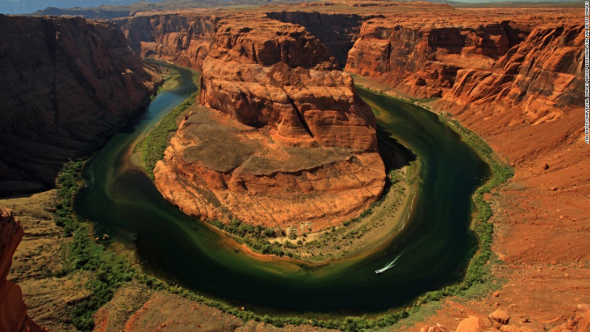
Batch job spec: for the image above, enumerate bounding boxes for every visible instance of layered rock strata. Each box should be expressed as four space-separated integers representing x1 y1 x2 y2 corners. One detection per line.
265 11 380 68
200 17 378 150
343 6 588 331
438 25 583 135
345 14 583 139
117 13 217 70
0 208 42 332
346 16 585 180
0 15 160 196
346 19 530 99
155 17 385 230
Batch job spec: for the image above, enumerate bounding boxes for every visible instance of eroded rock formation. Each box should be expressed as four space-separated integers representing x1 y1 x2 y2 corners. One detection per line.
0 15 160 196
0 208 42 332
438 25 583 131
117 14 217 70
155 16 385 230
200 17 378 150
265 11 380 68
346 13 585 181
345 14 583 148
346 19 530 99
341 5 588 332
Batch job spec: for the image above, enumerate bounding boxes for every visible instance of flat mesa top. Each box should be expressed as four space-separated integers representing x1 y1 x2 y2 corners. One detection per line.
180 105 353 174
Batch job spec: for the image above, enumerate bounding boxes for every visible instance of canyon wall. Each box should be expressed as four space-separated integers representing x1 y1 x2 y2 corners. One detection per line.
347 18 583 163
117 14 217 71
265 11 381 68
0 208 42 332
438 25 583 135
346 19 530 99
154 15 385 230
344 7 589 331
0 15 161 196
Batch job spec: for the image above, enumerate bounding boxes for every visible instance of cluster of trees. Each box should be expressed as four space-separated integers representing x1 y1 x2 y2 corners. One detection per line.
54 161 134 331
208 219 286 257
54 160 83 236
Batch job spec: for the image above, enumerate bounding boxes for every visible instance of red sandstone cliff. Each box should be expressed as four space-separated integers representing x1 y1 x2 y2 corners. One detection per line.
346 16 584 166
438 25 583 136
345 15 583 139
154 16 385 230
0 15 160 196
117 14 217 71
346 19 529 99
265 11 381 68
0 208 43 332
200 17 377 150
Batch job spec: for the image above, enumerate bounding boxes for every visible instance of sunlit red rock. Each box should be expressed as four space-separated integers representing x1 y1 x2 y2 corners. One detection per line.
155 15 385 229
0 208 43 332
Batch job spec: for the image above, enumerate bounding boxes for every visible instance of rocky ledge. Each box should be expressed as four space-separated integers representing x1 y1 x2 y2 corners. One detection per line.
154 16 385 231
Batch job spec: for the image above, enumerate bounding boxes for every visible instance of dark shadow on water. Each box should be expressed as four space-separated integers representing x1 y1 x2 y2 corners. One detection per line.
377 126 417 172
377 126 417 198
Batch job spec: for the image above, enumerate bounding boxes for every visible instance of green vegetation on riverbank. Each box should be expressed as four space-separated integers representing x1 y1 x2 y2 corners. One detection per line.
54 161 135 331
139 69 200 179
208 219 287 256
51 76 512 331
438 113 513 292
50 63 203 331
351 86 514 328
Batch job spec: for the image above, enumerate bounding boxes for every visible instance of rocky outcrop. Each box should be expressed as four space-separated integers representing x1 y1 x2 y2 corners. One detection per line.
155 16 385 230
117 14 217 71
345 8 587 332
200 17 378 150
0 208 43 332
265 11 381 67
428 24 585 169
440 25 583 128
454 316 484 332
0 15 160 196
419 304 590 332
155 106 385 231
347 16 583 162
346 19 529 99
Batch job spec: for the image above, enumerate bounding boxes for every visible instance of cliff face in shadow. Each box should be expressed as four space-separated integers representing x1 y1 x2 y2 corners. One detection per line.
0 15 161 196
265 11 381 68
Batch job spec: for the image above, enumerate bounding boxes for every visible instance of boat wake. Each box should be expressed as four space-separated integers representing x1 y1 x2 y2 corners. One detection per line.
375 251 404 275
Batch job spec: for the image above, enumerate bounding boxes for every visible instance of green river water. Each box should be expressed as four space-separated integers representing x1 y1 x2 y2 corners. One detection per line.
74 68 490 317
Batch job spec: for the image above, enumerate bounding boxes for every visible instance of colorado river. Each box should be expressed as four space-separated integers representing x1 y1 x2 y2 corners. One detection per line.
74 67 490 316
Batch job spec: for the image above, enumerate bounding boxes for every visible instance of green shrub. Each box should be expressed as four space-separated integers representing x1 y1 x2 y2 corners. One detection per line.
141 90 199 179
